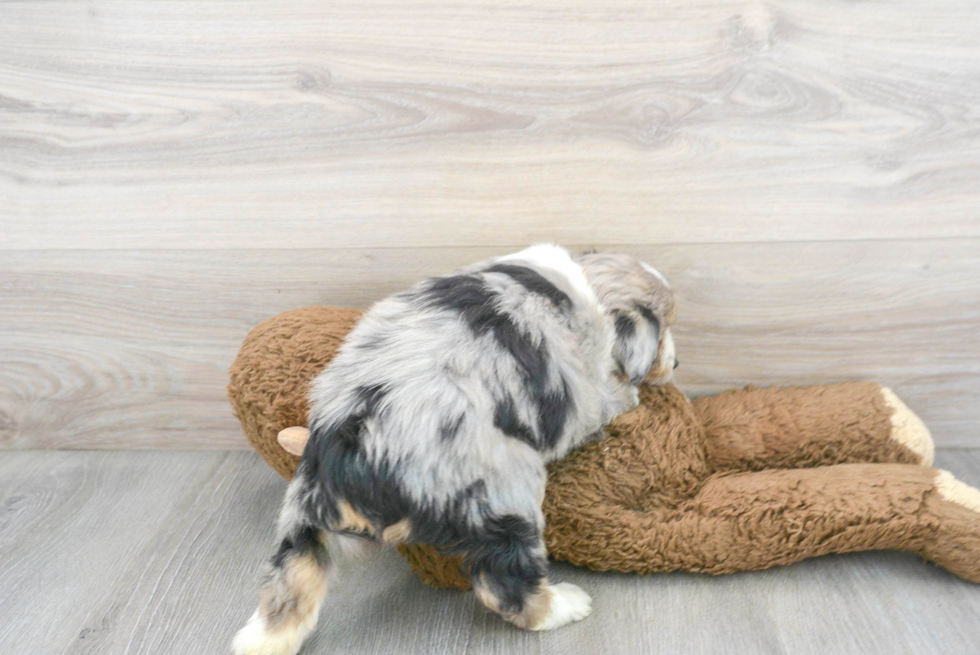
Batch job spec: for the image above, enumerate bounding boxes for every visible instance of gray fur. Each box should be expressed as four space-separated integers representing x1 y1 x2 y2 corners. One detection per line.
306 244 675 529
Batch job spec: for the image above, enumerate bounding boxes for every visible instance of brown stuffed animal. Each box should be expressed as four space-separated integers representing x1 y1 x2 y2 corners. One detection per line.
229 306 980 591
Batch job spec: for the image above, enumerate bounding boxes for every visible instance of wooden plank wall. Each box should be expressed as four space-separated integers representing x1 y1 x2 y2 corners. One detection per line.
1 0 978 449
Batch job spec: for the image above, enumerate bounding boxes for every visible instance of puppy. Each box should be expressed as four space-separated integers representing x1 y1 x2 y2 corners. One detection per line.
233 244 677 655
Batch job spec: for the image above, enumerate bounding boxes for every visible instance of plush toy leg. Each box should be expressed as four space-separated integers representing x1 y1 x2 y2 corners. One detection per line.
544 463 980 584
692 382 934 472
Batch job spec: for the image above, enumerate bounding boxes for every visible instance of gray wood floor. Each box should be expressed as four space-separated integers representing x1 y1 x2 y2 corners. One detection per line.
2 450 980 655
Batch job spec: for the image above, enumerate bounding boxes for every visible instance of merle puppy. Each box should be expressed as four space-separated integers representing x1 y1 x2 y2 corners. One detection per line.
233 244 677 655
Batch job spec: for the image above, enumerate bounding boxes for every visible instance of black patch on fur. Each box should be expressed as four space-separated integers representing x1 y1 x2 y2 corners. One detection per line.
422 274 544 376
468 513 546 614
421 274 503 333
450 480 488 515
494 396 536 448
439 414 465 442
421 274 570 451
270 524 329 570
328 412 366 452
355 383 387 415
635 305 662 343
634 304 657 325
495 327 549 401
270 540 291 569
306 427 410 531
302 382 404 531
614 312 635 340
537 377 571 450
484 263 572 310
321 384 387 454
309 386 383 454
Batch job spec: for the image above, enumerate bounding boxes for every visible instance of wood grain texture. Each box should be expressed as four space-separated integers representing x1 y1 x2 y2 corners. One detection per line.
2 0 979 249
1 0 978 451
1 240 978 450
0 451 222 653
1 450 979 654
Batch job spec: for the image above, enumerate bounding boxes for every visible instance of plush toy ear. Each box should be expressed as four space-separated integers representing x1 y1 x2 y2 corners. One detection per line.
612 307 661 383
277 426 311 456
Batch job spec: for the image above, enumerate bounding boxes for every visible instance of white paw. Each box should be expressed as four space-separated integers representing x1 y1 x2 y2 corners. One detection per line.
231 612 303 655
531 583 593 631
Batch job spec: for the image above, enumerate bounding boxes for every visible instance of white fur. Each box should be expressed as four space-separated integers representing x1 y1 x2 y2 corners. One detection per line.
640 261 671 288
530 583 593 631
231 604 322 655
330 532 377 559
498 244 600 309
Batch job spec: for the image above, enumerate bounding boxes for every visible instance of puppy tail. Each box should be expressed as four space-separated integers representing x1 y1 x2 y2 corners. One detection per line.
233 477 331 655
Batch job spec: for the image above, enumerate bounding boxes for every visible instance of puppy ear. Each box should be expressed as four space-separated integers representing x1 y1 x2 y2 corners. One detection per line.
612 308 661 383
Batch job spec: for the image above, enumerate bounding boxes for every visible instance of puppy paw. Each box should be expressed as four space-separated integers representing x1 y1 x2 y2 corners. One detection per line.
531 583 593 631
231 612 303 655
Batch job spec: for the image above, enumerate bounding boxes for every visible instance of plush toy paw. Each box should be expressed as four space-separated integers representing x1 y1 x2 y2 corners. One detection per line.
880 387 934 466
923 469 980 584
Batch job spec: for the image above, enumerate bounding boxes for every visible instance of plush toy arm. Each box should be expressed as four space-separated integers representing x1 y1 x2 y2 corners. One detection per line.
692 382 934 473
544 462 980 584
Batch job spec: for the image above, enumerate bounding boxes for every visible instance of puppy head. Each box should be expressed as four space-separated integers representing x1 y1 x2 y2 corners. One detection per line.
575 252 677 385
